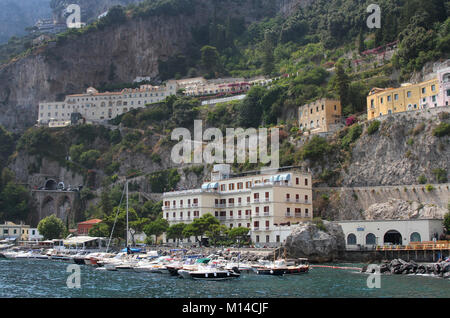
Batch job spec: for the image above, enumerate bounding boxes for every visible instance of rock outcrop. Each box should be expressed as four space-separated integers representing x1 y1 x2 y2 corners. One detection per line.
284 221 345 262
363 258 450 279
364 199 448 220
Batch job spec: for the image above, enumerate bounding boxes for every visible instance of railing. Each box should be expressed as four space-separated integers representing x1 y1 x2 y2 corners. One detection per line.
294 214 302 218
285 213 292 217
375 241 450 251
254 199 260 203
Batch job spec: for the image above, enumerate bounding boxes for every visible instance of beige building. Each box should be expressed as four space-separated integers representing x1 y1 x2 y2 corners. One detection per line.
162 165 313 246
367 78 440 120
38 81 177 126
298 98 342 134
0 222 31 241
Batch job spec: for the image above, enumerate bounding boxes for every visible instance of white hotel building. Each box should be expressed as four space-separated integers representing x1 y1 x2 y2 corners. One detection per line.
162 165 313 246
37 81 177 126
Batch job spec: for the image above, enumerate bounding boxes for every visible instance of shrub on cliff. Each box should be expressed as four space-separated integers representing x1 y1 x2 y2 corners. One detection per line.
300 136 333 162
444 211 450 234
340 124 362 149
432 168 448 183
433 123 450 137
367 120 380 135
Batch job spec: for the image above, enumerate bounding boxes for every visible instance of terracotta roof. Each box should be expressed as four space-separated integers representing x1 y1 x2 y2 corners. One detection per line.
78 219 102 225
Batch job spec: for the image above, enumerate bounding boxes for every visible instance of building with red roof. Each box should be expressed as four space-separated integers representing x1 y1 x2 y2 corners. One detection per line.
77 219 102 236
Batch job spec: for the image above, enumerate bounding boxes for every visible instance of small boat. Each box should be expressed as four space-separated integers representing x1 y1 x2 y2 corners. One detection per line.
254 259 309 276
179 265 241 281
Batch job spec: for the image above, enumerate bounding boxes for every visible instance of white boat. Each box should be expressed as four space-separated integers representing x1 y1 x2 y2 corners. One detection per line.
179 264 241 281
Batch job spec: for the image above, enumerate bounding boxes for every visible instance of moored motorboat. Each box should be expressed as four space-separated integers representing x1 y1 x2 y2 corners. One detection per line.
180 265 241 281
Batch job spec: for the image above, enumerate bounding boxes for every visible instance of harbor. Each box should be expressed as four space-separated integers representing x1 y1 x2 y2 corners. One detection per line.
0 255 448 298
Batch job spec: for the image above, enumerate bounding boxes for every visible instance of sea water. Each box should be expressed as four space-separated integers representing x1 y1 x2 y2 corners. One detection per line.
0 259 448 298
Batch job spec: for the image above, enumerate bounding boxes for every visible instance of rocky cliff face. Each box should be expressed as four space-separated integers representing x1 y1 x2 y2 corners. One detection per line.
0 0 301 132
342 108 450 187
364 199 448 220
284 221 346 262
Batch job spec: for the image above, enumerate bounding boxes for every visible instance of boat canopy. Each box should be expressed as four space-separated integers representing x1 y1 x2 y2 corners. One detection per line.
120 248 142 253
269 173 291 182
196 258 211 264
201 182 219 190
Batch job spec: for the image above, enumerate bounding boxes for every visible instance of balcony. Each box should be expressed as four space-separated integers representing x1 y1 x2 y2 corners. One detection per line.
295 214 302 218
263 212 270 216
285 213 292 217
228 203 235 208
254 199 260 203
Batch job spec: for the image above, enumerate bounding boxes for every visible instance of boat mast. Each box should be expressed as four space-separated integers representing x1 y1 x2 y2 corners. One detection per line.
126 181 129 249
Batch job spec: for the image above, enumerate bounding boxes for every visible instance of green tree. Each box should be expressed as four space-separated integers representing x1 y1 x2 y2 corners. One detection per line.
205 224 229 246
79 150 101 169
129 218 151 245
0 182 32 222
444 210 450 234
102 207 139 243
238 86 265 128
334 62 350 111
358 29 365 54
201 45 220 76
166 223 186 245
37 215 66 240
144 218 169 244
228 227 250 246
262 31 275 75
89 222 110 237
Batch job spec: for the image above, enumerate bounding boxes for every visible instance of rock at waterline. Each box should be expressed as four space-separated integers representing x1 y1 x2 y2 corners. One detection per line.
283 221 346 262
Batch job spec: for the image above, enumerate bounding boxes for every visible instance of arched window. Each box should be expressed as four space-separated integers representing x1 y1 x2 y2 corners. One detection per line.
366 233 376 245
410 232 421 242
347 233 357 245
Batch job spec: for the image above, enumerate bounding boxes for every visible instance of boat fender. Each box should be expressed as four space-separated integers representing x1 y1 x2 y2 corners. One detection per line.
270 270 273 274
214 272 217 277
206 273 208 278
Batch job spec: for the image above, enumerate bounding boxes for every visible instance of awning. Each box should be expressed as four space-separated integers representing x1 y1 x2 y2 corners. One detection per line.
201 182 219 190
269 173 291 182
63 236 102 245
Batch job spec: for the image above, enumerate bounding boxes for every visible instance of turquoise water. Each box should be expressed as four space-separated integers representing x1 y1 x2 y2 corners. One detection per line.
0 259 448 298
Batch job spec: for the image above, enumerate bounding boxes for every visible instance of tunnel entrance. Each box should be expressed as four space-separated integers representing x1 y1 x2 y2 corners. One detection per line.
384 230 402 245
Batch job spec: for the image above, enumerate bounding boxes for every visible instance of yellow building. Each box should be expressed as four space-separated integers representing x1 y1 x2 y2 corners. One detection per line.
367 78 440 120
162 165 313 246
0 222 30 241
298 98 342 134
